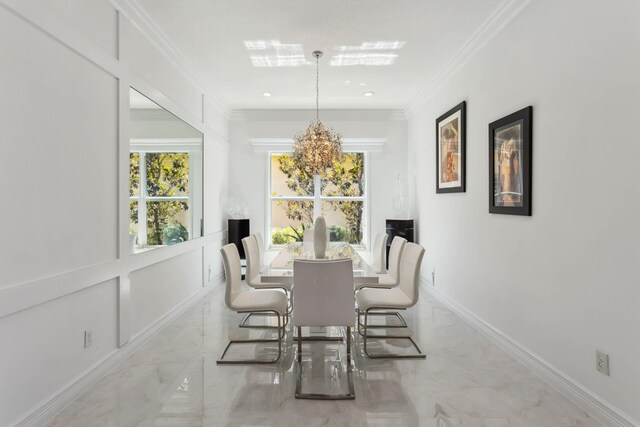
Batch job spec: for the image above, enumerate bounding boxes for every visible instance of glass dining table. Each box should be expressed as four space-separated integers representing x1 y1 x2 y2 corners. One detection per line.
260 242 380 285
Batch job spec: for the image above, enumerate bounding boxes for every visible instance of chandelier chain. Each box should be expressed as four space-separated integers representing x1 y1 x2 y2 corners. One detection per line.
315 53 319 122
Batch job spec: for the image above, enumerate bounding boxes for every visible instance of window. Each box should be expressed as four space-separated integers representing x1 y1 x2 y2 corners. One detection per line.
269 153 366 246
130 151 195 247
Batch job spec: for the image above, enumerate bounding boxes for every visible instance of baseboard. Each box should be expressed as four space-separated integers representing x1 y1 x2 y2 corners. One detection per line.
420 277 638 427
15 274 222 427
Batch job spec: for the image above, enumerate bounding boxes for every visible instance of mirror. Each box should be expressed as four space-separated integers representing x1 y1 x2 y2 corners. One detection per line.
129 88 203 253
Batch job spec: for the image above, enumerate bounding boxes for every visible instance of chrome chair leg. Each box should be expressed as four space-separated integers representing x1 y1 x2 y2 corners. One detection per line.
357 309 407 329
217 309 284 364
295 326 355 400
360 308 426 359
239 311 289 329
354 285 406 329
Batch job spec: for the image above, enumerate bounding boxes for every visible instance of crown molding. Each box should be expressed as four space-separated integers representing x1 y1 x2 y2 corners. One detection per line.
110 0 232 119
250 138 386 153
404 0 531 118
230 109 406 122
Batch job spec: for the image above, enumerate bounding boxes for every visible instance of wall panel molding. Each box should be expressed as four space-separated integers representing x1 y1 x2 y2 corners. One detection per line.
109 0 231 119
0 0 229 318
15 281 219 427
0 2 231 425
0 1 122 78
0 231 225 320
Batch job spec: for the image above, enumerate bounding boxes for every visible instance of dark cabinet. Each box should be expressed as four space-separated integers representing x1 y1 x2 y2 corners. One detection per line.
228 219 250 259
385 219 414 269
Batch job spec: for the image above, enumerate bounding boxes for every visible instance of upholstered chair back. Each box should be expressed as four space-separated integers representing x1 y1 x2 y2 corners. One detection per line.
254 232 266 269
220 244 243 309
373 232 388 272
241 236 261 286
398 242 425 305
293 259 354 327
387 236 407 282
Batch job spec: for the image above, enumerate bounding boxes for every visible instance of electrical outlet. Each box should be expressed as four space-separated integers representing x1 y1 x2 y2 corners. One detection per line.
431 268 435 286
596 351 609 375
84 329 93 348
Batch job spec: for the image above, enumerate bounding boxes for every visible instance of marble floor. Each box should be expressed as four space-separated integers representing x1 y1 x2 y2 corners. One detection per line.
47 284 602 427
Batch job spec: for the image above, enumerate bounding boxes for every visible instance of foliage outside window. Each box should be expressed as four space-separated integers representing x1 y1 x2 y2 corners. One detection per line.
270 153 365 245
130 152 190 246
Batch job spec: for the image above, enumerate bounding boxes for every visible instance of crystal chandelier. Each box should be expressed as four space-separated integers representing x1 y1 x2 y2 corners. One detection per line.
293 50 343 175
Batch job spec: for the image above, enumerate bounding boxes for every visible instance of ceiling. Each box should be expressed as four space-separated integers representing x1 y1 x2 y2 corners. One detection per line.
135 0 505 110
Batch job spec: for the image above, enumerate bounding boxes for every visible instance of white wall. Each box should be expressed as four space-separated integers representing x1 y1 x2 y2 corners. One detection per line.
229 110 407 247
0 1 229 426
407 0 640 423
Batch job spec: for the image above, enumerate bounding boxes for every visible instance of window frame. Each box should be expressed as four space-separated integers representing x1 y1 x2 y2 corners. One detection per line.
130 138 203 248
267 150 369 249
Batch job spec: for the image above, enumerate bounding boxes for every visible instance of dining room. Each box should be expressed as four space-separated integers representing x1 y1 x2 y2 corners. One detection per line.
1 0 638 426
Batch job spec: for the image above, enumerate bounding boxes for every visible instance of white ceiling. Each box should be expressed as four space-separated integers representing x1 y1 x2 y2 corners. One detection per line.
135 0 504 110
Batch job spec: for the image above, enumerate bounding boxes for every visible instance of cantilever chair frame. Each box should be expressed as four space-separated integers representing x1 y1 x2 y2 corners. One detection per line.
239 235 293 330
356 242 426 359
355 236 409 330
357 306 425 359
217 308 285 365
356 302 408 329
239 308 290 330
217 243 288 365
293 258 355 400
295 325 354 400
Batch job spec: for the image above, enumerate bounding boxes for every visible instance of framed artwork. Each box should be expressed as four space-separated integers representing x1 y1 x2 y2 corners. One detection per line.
488 106 532 215
436 101 466 193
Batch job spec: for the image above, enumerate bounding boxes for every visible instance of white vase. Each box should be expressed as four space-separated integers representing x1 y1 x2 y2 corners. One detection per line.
313 216 327 259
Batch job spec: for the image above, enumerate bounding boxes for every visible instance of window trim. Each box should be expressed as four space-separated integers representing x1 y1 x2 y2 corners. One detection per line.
267 151 369 249
130 138 202 248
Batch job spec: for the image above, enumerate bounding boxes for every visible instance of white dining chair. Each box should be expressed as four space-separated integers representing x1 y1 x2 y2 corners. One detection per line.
372 232 388 274
379 235 406 286
355 236 406 291
355 236 408 329
356 242 426 359
217 244 287 364
242 236 293 326
253 232 266 273
293 258 355 400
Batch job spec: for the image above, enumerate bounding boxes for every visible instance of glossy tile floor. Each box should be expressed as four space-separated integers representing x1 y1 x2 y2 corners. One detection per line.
47 285 601 427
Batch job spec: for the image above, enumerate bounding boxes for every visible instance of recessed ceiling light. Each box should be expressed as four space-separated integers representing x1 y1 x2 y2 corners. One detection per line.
360 83 366 86
363 91 375 97
262 92 272 97
344 81 351 86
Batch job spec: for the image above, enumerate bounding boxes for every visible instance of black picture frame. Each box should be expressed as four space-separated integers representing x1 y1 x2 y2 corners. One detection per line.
488 106 532 216
435 101 466 193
